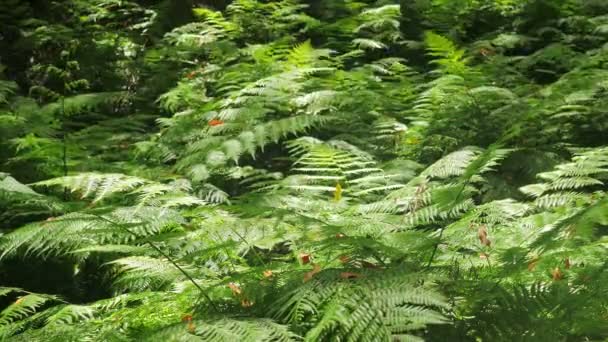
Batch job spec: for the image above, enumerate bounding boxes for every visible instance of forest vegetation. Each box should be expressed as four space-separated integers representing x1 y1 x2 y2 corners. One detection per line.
1 0 608 340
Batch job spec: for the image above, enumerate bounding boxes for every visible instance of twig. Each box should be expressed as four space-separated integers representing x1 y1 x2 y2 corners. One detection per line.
90 213 219 312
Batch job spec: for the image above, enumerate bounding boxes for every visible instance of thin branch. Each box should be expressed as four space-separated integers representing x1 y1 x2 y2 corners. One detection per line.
426 180 469 268
227 226 267 267
90 213 219 312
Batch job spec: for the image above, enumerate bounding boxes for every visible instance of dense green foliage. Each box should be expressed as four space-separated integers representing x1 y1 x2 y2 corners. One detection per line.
1 0 608 340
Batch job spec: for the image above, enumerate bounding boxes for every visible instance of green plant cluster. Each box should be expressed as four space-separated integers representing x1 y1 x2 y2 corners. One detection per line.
1 0 608 341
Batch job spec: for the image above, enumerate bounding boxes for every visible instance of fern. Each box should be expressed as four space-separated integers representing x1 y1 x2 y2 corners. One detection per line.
424 32 470 76
271 269 447 341
35 173 205 208
3 1 608 341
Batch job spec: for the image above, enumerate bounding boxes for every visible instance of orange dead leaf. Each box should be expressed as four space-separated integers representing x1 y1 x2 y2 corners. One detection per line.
551 267 563 281
477 226 487 241
339 255 350 264
263 270 273 278
477 226 492 247
241 299 254 307
303 264 321 283
479 252 489 260
299 253 311 265
181 314 193 322
15 297 23 305
208 119 224 127
340 272 362 280
228 282 242 296
187 321 196 333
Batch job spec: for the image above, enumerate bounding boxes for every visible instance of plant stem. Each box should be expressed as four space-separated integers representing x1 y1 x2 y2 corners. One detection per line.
61 96 68 200
426 181 468 268
91 213 219 312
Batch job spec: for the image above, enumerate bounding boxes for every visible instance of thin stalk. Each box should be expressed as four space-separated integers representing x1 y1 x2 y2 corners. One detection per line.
426 181 469 268
227 226 267 267
91 213 219 312
60 96 68 200
426 140 510 269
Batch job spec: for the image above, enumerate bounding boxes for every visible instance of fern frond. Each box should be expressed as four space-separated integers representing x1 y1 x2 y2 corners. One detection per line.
424 32 470 75
0 290 62 326
353 38 387 50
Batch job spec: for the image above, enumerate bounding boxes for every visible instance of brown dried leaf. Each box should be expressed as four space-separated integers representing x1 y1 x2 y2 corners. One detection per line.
340 272 362 280
551 267 563 281
303 264 321 283
228 282 242 296
478 226 491 246
299 253 311 265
